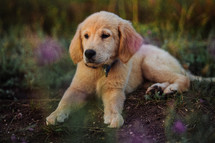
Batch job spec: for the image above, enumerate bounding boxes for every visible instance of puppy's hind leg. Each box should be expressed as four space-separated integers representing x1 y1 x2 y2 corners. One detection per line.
163 74 190 94
142 64 190 95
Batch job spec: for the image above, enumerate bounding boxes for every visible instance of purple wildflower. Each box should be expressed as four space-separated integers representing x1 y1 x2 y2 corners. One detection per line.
199 99 204 103
35 38 63 66
28 127 34 132
118 120 153 143
11 134 16 142
172 120 187 134
21 138 27 143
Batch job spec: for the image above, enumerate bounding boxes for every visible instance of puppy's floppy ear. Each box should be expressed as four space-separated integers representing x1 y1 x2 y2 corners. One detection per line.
69 24 83 64
118 20 143 63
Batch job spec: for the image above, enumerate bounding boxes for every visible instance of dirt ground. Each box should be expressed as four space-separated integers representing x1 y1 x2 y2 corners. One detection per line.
0 85 169 143
1 83 214 143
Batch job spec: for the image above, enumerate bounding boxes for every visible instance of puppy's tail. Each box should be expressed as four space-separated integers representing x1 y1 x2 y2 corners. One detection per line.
186 71 215 82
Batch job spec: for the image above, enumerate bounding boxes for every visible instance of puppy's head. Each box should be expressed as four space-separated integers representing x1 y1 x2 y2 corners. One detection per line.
69 11 143 67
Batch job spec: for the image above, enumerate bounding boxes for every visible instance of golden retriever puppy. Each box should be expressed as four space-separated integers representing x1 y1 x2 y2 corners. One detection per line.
46 11 214 128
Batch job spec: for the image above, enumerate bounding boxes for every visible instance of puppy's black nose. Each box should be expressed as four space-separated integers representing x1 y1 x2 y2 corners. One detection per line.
85 49 96 59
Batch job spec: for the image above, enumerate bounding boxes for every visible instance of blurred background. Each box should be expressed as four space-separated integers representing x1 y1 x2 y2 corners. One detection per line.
1 0 215 142
1 0 215 36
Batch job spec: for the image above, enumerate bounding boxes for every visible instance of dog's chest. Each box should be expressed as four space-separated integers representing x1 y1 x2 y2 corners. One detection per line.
96 76 106 96
95 70 131 97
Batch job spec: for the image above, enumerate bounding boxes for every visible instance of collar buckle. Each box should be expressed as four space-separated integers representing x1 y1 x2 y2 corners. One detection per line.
102 60 118 77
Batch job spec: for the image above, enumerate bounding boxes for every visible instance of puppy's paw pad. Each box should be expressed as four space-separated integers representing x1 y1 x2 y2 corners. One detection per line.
108 114 124 128
146 85 163 95
146 82 170 95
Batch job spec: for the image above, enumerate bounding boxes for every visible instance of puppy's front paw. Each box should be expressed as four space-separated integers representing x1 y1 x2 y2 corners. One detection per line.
107 113 124 128
46 110 70 125
104 113 111 124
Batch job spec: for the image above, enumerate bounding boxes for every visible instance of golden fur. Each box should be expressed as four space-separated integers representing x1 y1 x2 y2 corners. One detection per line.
46 11 191 128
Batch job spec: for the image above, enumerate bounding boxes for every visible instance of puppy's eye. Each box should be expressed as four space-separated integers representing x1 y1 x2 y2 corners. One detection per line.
84 34 89 39
101 33 110 39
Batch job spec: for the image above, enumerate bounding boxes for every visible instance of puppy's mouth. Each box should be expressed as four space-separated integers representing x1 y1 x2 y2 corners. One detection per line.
85 62 102 68
85 58 108 68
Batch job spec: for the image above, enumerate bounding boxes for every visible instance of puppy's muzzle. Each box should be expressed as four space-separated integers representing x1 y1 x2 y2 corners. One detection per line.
85 49 96 62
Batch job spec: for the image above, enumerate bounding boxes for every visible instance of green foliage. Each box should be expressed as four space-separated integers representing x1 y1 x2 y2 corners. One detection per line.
1 0 215 37
164 101 178 141
0 29 76 99
0 32 33 99
164 81 215 142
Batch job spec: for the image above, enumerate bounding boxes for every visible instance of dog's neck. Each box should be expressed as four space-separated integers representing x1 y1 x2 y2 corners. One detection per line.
85 59 118 77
